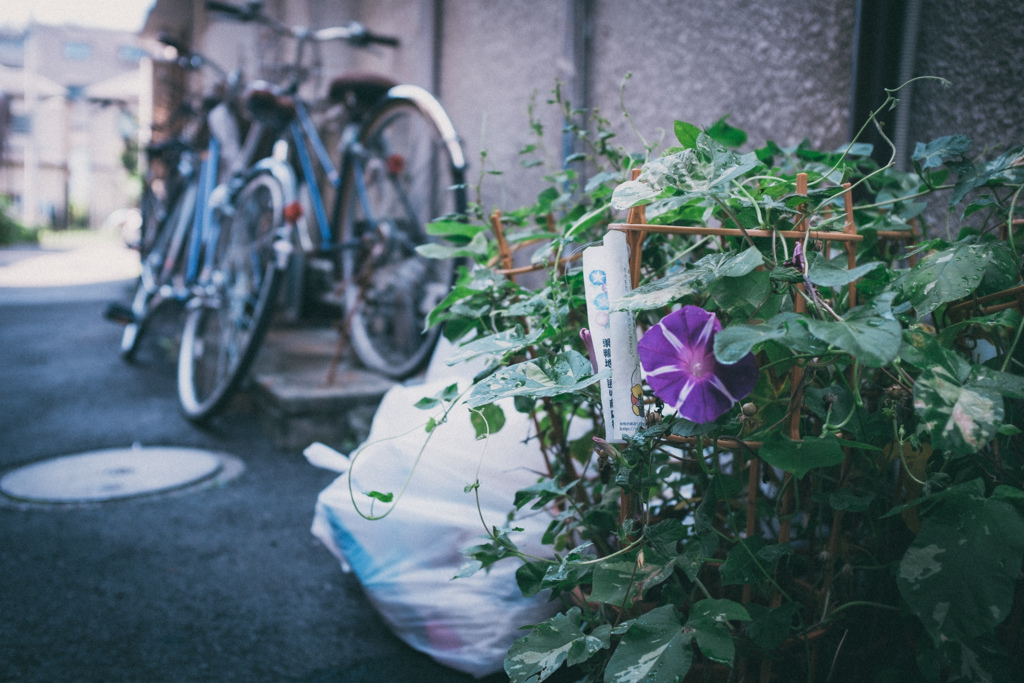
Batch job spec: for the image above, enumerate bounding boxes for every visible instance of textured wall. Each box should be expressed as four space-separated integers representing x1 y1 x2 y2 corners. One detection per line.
192 0 1023 219
589 0 857 152
436 0 859 213
438 0 569 212
907 0 1024 156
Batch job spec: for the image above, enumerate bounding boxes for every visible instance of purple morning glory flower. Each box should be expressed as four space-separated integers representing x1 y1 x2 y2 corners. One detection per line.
637 306 759 423
580 328 598 373
792 241 805 272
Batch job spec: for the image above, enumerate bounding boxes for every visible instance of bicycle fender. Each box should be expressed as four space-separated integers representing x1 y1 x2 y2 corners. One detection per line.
385 84 467 173
246 157 299 270
249 156 299 207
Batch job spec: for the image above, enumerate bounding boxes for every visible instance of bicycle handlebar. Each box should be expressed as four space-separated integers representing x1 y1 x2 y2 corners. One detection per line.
158 31 230 81
204 1 399 48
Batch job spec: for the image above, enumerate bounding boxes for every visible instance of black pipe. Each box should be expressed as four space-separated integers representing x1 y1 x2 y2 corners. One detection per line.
849 0 910 166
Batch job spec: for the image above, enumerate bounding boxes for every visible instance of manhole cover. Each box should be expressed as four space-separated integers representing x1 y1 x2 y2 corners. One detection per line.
0 446 231 504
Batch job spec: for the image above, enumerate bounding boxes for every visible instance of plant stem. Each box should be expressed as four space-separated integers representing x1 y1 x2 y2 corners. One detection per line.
1000 308 1024 373
1006 183 1023 258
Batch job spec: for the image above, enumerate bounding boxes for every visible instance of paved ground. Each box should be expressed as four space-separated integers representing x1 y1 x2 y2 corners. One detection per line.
0 236 507 682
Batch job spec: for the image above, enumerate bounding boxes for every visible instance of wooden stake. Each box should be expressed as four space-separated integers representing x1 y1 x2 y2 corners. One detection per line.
490 209 513 271
625 168 647 289
842 182 857 308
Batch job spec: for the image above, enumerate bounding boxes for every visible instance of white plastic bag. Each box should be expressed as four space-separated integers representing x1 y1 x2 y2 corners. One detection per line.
309 339 558 678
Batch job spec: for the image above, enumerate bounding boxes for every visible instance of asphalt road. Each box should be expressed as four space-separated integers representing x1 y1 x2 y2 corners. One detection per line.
0 241 505 682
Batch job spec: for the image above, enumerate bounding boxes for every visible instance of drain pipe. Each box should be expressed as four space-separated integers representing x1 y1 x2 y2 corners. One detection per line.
893 0 921 170
428 0 444 97
561 0 592 171
849 0 914 167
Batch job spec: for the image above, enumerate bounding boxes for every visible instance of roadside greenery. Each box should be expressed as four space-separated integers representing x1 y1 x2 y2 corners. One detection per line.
416 81 1024 682
0 198 36 245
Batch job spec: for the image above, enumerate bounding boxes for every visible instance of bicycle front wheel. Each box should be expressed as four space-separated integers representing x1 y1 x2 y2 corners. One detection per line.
177 171 285 422
338 96 466 378
120 179 199 361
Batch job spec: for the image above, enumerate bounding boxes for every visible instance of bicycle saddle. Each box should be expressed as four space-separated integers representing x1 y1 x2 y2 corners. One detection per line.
328 71 397 118
244 80 297 128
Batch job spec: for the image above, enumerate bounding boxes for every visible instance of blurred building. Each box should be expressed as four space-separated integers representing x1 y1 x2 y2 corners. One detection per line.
0 23 147 229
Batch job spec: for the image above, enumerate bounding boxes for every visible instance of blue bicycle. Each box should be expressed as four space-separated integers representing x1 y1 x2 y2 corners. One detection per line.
175 1 467 421
107 35 249 362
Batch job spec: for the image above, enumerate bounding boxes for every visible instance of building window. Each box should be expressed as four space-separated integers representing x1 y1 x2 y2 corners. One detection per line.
10 114 30 134
0 34 25 68
63 41 93 61
118 45 147 63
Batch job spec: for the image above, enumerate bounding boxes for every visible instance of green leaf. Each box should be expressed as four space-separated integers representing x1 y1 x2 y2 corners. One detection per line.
950 144 1024 206
706 115 748 148
882 479 985 519
590 550 678 607
364 490 393 503
515 561 549 597
805 251 883 287
937 308 1021 348
610 179 659 211
714 312 827 364
467 350 608 407
913 365 1004 456
720 537 793 586
901 240 991 315
415 231 489 260
605 605 693 683
912 134 971 170
758 432 846 479
961 194 997 219
803 292 902 367
899 326 972 379
446 326 545 365
414 382 460 410
514 478 579 510
970 365 1024 400
745 602 800 651
426 284 486 330
897 492 1024 646
804 384 855 426
615 247 763 311
710 271 784 320
685 615 735 665
425 219 488 245
689 598 752 624
589 555 643 606
674 120 701 149
505 608 600 683
565 202 611 238
469 403 506 439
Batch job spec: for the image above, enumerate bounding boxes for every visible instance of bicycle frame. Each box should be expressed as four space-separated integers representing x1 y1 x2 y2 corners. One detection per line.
265 84 466 257
143 137 220 301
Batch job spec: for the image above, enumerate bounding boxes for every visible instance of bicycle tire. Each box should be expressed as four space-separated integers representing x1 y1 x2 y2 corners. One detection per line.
177 170 285 422
120 179 199 361
337 95 467 378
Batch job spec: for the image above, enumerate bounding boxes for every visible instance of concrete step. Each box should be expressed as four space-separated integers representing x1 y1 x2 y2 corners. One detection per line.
251 326 397 454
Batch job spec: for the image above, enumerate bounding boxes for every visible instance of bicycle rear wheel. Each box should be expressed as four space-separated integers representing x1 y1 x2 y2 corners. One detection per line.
177 171 285 422
338 96 466 378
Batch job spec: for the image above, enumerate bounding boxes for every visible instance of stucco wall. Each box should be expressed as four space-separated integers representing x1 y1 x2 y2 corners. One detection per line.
433 0 860 213
907 0 1024 158
185 0 1023 220
589 0 857 151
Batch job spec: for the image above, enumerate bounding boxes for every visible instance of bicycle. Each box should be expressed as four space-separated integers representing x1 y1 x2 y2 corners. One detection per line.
106 36 251 362
175 1 467 422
